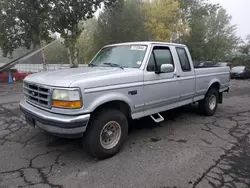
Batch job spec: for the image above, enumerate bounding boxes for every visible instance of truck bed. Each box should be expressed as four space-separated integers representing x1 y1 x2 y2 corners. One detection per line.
195 66 230 96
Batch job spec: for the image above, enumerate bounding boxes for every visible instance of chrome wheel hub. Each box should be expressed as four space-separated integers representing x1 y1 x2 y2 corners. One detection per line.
100 121 121 149
209 94 217 110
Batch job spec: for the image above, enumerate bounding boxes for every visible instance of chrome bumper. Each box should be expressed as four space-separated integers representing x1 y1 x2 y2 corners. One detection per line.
20 100 90 135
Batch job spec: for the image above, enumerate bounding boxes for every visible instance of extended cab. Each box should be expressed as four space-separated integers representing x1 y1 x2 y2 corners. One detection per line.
20 42 230 159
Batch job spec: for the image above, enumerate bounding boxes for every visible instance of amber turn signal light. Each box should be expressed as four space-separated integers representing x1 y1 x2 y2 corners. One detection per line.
52 100 81 109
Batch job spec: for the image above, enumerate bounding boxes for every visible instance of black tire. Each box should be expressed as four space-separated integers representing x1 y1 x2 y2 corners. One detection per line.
199 88 219 116
83 109 128 160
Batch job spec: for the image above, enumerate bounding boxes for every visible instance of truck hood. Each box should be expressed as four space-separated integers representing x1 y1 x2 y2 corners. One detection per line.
24 67 141 87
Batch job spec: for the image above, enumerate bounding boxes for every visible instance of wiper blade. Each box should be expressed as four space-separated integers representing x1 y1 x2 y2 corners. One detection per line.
88 64 97 67
103 63 124 70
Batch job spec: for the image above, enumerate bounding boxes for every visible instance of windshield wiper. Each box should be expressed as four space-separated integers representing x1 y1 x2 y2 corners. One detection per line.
88 64 97 67
103 63 124 70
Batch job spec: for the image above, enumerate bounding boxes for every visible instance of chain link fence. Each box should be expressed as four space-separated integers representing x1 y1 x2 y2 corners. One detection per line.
13 64 87 73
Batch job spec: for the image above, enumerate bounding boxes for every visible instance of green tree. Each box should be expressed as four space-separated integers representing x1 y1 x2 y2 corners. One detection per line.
44 41 68 64
179 0 219 21
203 8 239 60
0 0 53 70
179 0 219 60
82 0 187 62
81 0 149 62
49 0 118 67
230 35 250 66
77 19 99 63
239 45 250 56
179 1 238 61
97 0 148 44
144 0 186 42
239 35 250 55
0 0 118 68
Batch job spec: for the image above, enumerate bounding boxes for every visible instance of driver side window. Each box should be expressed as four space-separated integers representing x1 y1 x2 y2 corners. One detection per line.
147 47 174 72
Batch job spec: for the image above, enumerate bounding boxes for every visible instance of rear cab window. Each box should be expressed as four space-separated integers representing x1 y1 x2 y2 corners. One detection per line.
176 47 191 72
147 46 174 72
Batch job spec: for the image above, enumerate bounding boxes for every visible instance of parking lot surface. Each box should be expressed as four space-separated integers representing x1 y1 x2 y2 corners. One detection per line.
0 80 250 188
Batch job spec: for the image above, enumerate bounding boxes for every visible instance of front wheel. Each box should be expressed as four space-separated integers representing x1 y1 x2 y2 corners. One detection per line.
83 109 128 160
199 88 219 116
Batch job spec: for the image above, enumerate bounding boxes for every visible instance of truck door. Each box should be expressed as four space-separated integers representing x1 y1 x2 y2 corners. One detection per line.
143 45 181 115
175 47 196 103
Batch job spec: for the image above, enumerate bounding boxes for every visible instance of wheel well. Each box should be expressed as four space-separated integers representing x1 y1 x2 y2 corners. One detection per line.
92 101 132 119
209 82 220 91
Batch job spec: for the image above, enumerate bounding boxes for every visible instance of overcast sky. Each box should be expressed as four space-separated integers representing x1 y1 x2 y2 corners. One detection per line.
209 0 250 39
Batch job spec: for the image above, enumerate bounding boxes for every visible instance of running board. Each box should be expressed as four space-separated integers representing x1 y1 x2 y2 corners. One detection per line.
150 113 164 123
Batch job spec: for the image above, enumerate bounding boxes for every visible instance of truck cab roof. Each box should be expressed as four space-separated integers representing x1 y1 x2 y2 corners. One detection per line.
105 41 187 48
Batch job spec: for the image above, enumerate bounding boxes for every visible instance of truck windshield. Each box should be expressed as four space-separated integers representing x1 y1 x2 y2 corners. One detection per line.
89 45 147 68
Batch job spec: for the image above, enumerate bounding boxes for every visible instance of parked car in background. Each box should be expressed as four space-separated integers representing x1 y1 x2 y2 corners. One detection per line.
231 66 250 79
0 68 31 82
216 62 232 69
194 61 217 68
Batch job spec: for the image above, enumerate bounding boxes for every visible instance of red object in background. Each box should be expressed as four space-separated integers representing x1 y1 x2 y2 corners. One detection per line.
0 68 31 82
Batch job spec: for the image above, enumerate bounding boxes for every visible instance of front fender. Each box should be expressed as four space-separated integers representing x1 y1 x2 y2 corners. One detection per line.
87 92 134 113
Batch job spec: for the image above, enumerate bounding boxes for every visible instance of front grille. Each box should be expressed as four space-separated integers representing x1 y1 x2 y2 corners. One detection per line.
23 82 51 108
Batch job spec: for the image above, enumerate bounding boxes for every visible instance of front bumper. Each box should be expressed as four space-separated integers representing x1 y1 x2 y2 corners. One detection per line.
231 74 244 79
20 100 90 136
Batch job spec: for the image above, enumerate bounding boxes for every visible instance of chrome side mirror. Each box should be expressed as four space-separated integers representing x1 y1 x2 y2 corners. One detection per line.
160 64 174 73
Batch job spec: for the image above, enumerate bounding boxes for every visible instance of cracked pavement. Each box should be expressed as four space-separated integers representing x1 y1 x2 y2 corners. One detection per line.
0 80 250 188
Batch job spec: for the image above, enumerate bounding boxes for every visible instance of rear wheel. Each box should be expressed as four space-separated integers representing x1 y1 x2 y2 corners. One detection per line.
83 109 128 160
199 88 219 116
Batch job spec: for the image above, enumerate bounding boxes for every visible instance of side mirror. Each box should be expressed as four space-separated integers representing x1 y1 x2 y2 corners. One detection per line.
157 64 174 73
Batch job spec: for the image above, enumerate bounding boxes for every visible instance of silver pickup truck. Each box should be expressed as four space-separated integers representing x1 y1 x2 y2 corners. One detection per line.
20 42 230 159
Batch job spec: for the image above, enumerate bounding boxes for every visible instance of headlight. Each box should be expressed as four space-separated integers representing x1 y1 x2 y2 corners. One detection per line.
52 89 82 109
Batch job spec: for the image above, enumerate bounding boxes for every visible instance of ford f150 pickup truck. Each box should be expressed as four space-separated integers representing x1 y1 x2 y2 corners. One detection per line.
20 42 230 159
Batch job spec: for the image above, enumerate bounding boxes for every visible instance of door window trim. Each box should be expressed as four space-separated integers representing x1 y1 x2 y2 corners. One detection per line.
146 46 175 73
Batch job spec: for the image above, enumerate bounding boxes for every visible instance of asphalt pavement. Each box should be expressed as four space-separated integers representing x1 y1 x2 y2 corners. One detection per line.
0 80 250 188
